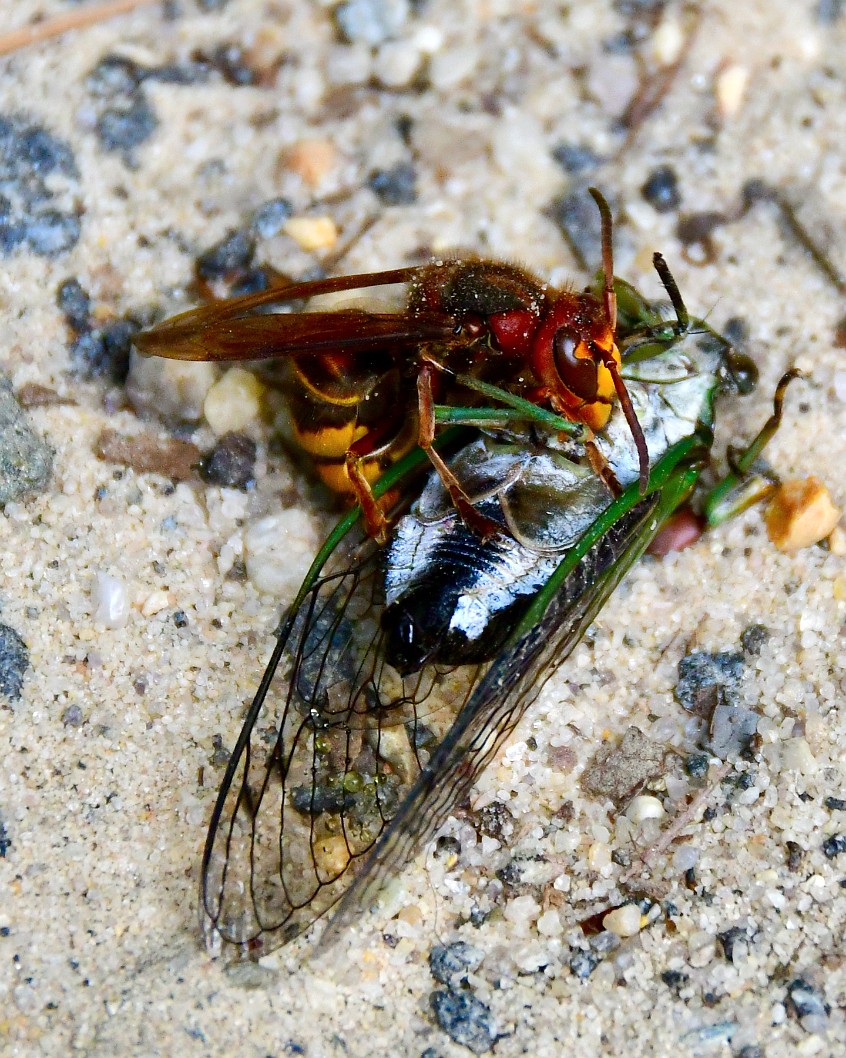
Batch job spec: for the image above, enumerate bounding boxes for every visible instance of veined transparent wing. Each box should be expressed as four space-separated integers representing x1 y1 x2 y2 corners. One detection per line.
200 528 481 957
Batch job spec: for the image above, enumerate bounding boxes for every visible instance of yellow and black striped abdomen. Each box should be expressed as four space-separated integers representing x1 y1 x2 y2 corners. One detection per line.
287 352 418 496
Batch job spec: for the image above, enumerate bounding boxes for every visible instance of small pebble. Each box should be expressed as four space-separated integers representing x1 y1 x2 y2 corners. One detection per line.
828 524 846 556
822 834 846 858
671 846 699 872
243 510 318 596
95 428 200 482
785 978 830 1030
717 925 752 962
428 941 484 986
62 704 84 727
57 278 92 331
71 318 138 383
625 794 666 824
591 931 621 959
715 63 750 119
92 572 130 628
476 801 514 843
203 368 266 435
430 989 497 1055
334 0 410 45
0 624 29 700
602 904 643 938
434 835 461 862
141 590 171 617
569 949 599 980
198 432 257 489
551 143 601 174
582 726 665 803
685 753 710 779
0 376 53 502
207 43 257 87
375 39 423 87
547 186 604 272
368 162 417 205
24 210 80 256
781 737 817 774
536 908 562 937
251 198 293 238
86 55 142 97
651 14 685 65
786 840 805 871
660 969 689 995
196 229 255 281
707 703 760 760
587 52 639 118
126 355 218 424
641 165 681 212
588 841 612 869
687 931 716 967
764 477 841 551
223 961 279 990
283 140 337 188
680 1022 737 1048
283 215 338 251
817 0 846 23
0 114 81 257
740 623 770 656
675 651 744 716
825 796 846 811
97 96 158 153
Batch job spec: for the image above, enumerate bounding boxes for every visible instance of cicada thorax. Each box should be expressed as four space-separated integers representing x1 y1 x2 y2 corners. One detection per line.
286 351 419 497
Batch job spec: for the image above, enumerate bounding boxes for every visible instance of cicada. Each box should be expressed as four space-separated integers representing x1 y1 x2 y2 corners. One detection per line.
135 192 789 958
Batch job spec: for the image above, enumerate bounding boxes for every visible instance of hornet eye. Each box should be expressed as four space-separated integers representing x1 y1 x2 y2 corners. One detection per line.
553 329 598 401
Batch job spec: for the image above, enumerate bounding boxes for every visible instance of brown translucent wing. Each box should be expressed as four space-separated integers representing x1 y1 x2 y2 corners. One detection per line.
320 494 662 945
134 267 456 363
200 531 478 957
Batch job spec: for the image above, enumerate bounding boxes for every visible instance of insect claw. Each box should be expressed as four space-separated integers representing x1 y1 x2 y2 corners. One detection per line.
346 452 390 541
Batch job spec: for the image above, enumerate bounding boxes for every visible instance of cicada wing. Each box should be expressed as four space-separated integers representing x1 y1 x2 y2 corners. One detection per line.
321 493 665 943
200 535 472 957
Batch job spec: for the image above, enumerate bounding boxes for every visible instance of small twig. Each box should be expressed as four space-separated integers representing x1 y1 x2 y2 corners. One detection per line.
0 0 159 58
620 760 731 885
617 5 703 155
742 180 846 298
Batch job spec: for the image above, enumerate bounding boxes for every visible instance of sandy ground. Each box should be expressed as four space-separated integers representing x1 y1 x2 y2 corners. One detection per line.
1 1 846 1056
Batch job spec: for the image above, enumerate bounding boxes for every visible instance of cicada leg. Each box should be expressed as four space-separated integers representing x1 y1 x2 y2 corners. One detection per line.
703 368 801 528
650 369 801 554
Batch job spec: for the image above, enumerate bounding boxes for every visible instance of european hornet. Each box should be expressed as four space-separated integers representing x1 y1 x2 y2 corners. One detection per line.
134 189 650 541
